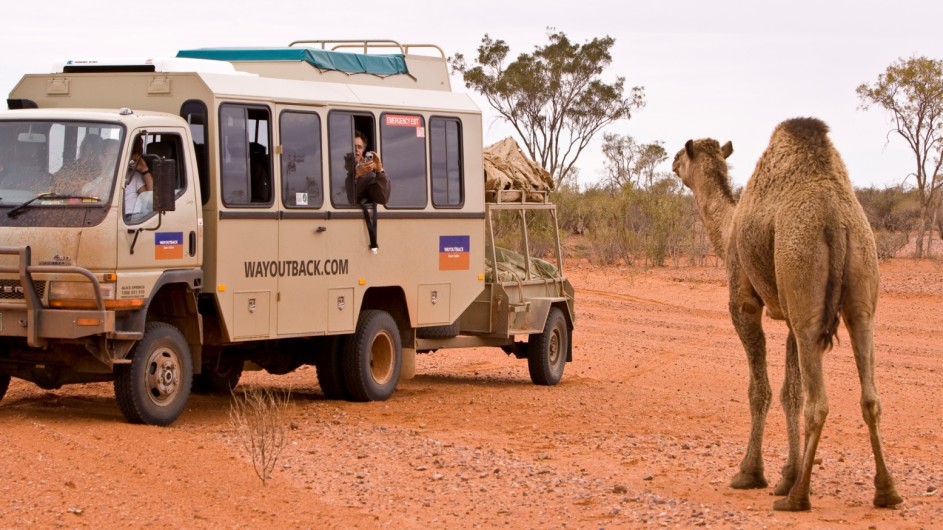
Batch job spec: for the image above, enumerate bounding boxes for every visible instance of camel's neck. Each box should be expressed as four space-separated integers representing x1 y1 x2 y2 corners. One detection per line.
692 178 736 260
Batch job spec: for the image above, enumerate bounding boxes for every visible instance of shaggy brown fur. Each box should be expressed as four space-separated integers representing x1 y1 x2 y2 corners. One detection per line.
672 117 902 512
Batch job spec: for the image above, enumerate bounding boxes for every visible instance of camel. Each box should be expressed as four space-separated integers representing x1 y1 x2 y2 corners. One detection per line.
671 117 903 511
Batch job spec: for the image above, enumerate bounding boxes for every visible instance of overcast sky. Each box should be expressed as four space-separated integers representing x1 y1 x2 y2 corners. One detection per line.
3 0 942 189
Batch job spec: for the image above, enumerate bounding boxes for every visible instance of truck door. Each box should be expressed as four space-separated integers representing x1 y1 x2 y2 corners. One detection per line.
117 128 200 285
274 108 331 335
215 104 278 340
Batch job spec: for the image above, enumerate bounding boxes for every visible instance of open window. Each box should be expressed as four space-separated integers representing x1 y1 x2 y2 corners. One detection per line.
219 104 272 207
180 100 209 205
328 111 375 207
124 132 186 224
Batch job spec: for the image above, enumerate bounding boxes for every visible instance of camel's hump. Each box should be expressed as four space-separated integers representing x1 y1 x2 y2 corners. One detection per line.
776 117 830 139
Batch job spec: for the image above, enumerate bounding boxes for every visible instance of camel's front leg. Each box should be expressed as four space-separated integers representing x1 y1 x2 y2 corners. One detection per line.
728 279 772 490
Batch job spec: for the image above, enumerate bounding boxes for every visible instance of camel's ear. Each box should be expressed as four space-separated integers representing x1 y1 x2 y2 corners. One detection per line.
684 139 695 159
721 141 733 159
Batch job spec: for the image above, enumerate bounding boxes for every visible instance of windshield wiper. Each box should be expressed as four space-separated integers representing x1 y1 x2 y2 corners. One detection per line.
6 192 97 219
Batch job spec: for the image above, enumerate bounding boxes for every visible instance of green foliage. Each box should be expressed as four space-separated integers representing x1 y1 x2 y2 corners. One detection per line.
551 183 920 267
452 30 645 188
855 186 921 232
857 56 943 258
601 133 668 190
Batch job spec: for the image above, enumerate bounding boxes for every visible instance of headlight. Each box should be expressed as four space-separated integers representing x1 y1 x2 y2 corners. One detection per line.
48 280 139 309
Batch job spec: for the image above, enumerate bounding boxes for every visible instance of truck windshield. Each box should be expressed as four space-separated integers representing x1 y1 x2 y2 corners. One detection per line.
0 120 125 207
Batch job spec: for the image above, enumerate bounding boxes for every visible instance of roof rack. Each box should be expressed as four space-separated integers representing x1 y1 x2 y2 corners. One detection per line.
288 39 445 58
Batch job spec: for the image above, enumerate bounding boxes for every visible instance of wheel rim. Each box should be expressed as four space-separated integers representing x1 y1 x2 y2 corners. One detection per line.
144 346 182 407
369 330 395 385
548 327 561 367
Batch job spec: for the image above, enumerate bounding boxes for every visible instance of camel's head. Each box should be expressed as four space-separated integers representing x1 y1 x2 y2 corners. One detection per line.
672 139 733 190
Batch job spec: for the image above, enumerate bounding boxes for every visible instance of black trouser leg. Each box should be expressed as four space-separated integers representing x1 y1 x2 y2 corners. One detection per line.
360 201 378 250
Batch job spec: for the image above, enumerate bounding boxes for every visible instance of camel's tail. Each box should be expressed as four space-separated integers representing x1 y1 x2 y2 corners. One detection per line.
821 226 848 351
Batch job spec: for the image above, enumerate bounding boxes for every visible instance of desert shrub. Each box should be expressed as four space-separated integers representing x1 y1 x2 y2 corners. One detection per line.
856 186 920 233
229 386 292 485
873 230 909 261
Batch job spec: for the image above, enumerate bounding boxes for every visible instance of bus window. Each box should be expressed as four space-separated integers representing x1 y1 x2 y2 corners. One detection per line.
430 117 463 207
219 104 272 206
380 113 427 208
328 111 375 207
280 111 323 208
180 100 208 205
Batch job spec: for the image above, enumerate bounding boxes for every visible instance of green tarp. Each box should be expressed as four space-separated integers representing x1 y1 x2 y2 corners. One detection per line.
176 47 409 76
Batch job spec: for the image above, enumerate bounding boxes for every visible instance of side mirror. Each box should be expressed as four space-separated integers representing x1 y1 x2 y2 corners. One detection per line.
147 155 177 212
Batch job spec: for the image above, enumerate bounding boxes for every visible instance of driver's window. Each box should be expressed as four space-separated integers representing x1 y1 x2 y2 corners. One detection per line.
124 133 186 224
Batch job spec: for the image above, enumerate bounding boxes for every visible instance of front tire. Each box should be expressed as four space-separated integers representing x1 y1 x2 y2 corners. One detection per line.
342 310 401 402
527 307 568 386
114 322 193 426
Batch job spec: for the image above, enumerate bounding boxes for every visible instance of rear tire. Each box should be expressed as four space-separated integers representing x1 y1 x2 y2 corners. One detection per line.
315 336 350 400
0 374 9 402
527 307 568 386
342 310 401 402
114 322 193 426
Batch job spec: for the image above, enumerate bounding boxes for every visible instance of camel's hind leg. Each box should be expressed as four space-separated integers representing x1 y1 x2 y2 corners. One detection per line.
774 331 802 496
728 273 772 490
843 308 903 508
774 331 829 512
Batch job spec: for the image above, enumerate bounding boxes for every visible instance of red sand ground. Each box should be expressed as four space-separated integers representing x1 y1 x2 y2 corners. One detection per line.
1 258 940 528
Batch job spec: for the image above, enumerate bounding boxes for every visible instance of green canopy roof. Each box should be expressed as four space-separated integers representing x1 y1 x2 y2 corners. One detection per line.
176 47 409 77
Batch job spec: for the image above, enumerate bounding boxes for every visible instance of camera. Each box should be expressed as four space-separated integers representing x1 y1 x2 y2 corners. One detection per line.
365 152 374 161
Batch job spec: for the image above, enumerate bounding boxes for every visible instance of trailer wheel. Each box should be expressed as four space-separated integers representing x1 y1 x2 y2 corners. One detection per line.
315 336 350 400
527 307 568 386
192 354 243 394
0 374 9 402
343 310 401 402
114 322 193 426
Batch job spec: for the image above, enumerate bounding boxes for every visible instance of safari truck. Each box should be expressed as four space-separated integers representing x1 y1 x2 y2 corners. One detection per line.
0 40 574 425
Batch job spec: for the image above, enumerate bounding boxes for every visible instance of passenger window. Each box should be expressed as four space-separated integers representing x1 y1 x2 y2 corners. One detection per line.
380 113 426 208
180 100 209 205
430 117 463 207
219 104 272 206
280 111 323 208
328 111 375 208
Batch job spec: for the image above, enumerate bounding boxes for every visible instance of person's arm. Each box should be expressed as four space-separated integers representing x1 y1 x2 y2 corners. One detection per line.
133 157 154 192
141 170 154 192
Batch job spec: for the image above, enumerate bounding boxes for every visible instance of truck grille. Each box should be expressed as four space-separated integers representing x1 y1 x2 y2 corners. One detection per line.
0 279 46 300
